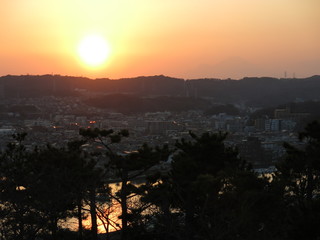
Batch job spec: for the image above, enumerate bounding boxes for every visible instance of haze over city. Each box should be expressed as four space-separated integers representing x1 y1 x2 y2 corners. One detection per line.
1 0 319 79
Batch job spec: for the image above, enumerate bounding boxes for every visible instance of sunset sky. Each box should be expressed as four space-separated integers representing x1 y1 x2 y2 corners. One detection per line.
1 0 319 79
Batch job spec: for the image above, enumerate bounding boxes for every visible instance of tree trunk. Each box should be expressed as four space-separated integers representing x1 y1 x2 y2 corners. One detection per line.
77 197 83 240
51 217 58 240
306 167 314 201
89 188 98 240
162 197 171 239
185 195 195 240
120 170 129 240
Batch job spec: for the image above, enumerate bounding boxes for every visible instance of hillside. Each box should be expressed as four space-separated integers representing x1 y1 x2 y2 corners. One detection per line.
1 74 320 107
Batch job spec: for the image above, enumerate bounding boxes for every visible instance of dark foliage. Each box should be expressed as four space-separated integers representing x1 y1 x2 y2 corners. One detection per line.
2 122 320 239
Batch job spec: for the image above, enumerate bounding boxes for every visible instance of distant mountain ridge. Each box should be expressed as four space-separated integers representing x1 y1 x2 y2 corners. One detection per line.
0 74 320 107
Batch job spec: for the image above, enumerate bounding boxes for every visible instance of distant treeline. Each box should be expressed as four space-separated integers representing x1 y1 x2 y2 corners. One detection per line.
1 74 320 106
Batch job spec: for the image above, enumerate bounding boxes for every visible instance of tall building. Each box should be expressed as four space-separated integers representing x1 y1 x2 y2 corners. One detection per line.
265 119 281 132
274 106 309 121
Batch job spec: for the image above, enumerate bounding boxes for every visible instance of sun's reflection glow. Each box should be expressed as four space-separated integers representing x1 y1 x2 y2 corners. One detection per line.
82 200 122 233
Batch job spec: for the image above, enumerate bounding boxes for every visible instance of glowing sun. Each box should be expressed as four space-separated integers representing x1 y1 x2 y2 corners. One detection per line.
78 35 111 67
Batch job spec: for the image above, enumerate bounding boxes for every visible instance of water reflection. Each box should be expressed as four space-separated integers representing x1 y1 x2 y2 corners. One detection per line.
82 199 122 233
65 182 135 233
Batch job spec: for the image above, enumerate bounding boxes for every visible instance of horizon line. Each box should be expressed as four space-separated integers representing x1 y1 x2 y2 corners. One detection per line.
1 73 320 81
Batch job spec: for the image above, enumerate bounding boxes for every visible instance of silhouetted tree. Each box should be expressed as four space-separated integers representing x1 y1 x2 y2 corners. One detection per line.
275 121 320 239
0 133 44 240
0 134 101 240
79 128 170 240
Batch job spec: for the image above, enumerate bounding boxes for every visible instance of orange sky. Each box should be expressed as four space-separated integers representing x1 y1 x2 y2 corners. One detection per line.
1 0 319 79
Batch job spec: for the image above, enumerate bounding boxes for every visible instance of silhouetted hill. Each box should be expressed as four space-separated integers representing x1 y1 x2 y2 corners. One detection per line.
1 74 320 107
